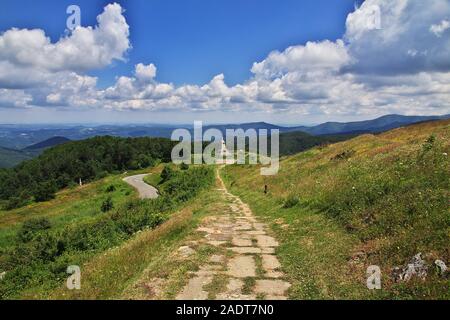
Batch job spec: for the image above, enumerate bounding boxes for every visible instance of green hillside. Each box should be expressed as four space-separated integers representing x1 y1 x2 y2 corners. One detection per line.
278 131 356 156
223 119 450 299
0 147 34 169
0 164 215 299
0 120 447 300
0 136 175 210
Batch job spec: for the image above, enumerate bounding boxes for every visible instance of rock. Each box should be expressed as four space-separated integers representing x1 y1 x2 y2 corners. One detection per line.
434 260 447 276
256 235 279 248
232 236 253 247
177 246 195 258
209 255 225 264
392 253 428 282
261 255 281 271
230 247 262 254
254 280 291 296
227 255 256 278
0 271 5 280
176 275 213 300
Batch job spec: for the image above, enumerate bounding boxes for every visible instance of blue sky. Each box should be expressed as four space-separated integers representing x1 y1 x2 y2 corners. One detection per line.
0 0 449 124
0 0 355 87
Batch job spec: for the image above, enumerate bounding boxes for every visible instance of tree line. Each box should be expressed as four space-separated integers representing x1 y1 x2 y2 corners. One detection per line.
0 136 176 209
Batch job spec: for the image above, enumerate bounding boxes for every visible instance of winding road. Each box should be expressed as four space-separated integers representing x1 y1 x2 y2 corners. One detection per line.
123 174 159 199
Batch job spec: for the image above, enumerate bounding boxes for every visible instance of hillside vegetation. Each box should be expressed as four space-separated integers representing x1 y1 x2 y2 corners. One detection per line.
223 120 449 299
23 136 71 150
0 136 175 210
0 165 215 299
0 147 35 168
278 131 356 156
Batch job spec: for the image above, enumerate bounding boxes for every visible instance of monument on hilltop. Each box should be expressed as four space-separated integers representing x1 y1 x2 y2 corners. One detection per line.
217 139 235 164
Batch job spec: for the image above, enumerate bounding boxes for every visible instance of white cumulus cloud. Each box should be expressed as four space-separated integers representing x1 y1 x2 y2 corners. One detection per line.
430 19 450 37
1 1 450 120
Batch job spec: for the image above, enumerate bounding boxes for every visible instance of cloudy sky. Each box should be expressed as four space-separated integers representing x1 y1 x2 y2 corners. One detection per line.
0 0 449 125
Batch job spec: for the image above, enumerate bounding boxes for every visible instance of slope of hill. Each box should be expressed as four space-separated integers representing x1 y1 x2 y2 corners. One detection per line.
23 136 71 150
293 114 450 135
0 136 176 210
0 137 71 168
278 131 357 156
0 164 215 299
223 119 450 299
0 147 35 168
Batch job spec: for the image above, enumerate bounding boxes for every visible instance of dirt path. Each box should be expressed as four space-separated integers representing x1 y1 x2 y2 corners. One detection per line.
123 174 159 199
174 169 291 300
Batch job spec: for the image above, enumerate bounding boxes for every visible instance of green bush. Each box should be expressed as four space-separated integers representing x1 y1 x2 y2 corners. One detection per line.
101 197 114 212
33 181 57 202
283 194 300 208
105 185 116 193
180 163 189 170
160 165 175 183
17 218 52 243
3 195 28 210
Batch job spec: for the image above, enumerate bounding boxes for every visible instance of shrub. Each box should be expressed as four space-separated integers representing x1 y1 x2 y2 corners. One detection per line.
283 194 300 208
17 218 52 243
3 196 28 210
106 185 116 193
33 181 57 202
422 134 436 152
101 197 114 212
160 165 175 182
331 149 355 161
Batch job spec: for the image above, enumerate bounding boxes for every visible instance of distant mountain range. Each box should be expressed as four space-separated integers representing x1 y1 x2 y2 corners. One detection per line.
196 114 450 137
210 114 450 136
0 114 448 168
288 114 450 135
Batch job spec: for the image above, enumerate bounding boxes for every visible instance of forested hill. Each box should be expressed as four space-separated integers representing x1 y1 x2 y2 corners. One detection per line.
23 136 71 150
0 136 176 209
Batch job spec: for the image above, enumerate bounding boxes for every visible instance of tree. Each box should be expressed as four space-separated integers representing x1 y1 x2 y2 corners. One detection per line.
33 181 57 202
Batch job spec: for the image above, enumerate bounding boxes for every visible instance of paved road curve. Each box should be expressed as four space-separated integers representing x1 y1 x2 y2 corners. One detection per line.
123 174 159 199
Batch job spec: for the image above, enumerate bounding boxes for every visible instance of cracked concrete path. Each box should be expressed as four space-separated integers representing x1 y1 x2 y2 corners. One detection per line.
175 169 290 300
123 174 159 199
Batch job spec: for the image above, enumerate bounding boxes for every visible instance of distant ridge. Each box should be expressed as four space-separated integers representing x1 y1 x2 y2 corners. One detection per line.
203 114 450 136
1 114 449 150
290 114 450 135
23 136 71 150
